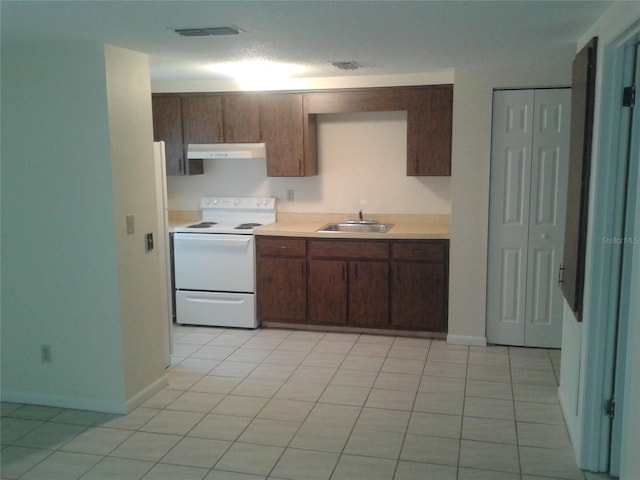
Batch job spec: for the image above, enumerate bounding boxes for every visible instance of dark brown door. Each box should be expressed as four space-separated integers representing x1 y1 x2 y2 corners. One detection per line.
391 262 446 331
562 37 598 320
256 257 306 322
407 86 453 176
348 261 389 328
224 95 261 142
152 96 186 175
182 95 224 144
308 260 348 325
260 93 304 176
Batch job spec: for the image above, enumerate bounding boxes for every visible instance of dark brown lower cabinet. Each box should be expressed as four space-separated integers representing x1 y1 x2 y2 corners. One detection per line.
390 241 448 331
308 260 347 325
256 236 448 332
308 259 389 328
256 238 306 323
348 261 389 328
307 240 390 329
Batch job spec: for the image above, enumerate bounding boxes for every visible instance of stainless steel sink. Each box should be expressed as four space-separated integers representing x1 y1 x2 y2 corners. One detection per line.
316 223 394 233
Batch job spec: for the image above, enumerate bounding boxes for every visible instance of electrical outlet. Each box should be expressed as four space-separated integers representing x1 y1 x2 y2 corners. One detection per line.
287 189 295 202
41 345 52 363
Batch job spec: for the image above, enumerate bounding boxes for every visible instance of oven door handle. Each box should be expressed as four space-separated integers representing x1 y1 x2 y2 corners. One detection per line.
174 234 252 247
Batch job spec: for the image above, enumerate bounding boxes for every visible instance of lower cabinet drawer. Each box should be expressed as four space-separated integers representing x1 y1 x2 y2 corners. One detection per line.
256 237 306 257
391 241 447 262
308 240 389 260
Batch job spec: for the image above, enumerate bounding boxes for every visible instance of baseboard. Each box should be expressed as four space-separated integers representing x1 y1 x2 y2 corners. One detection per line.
124 375 169 413
1 390 129 414
446 334 487 346
1 375 168 415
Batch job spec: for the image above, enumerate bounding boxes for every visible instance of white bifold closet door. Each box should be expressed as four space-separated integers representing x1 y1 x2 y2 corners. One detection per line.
487 88 571 348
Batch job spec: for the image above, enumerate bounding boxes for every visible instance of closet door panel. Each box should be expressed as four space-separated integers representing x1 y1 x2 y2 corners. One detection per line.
486 90 534 345
487 88 570 348
525 89 571 348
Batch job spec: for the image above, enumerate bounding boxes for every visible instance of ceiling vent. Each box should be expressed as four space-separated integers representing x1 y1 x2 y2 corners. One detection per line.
175 26 242 37
331 61 361 71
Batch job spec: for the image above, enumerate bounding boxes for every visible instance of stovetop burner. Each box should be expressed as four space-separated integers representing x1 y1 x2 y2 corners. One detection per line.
187 222 218 228
173 196 276 234
235 223 262 230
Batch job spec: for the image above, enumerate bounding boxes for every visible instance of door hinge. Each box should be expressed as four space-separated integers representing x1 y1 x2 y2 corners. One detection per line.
605 397 616 418
622 86 635 107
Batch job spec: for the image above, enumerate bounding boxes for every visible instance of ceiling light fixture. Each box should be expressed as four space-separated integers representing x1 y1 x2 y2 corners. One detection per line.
175 26 243 37
331 61 361 71
207 60 307 89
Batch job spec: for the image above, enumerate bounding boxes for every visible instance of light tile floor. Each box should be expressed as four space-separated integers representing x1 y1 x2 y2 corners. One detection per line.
1 325 618 480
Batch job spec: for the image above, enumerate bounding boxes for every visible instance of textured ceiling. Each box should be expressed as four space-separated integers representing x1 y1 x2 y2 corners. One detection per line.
1 0 612 83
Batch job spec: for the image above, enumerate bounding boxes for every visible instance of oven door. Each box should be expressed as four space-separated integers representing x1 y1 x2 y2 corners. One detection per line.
174 233 255 292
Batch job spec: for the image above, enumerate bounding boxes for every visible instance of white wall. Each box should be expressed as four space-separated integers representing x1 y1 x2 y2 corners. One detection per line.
557 2 640 476
0 40 126 411
104 45 167 407
168 111 450 215
0 40 167 413
448 65 571 346
621 189 640 478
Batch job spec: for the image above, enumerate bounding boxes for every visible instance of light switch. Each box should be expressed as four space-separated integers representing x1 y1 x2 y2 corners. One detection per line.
126 215 135 234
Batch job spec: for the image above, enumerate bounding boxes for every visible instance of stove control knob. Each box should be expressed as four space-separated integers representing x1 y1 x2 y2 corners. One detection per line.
203 198 212 205
212 199 218 205
234 198 241 206
263 199 271 206
257 199 263 206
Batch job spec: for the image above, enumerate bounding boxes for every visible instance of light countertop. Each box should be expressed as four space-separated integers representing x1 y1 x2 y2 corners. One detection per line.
168 211 450 239
254 213 450 240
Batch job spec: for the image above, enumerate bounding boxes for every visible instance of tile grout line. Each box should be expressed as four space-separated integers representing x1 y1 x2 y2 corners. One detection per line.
391 337 433 480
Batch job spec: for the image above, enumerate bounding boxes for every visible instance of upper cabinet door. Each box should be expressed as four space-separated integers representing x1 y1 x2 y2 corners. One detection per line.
261 93 317 176
181 95 224 144
223 94 261 143
152 95 203 175
406 86 453 176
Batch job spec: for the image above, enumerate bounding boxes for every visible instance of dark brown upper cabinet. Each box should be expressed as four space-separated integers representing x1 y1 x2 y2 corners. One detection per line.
405 86 453 176
152 85 452 177
260 93 318 177
304 85 453 176
223 94 261 143
152 93 263 175
181 95 224 144
152 95 203 175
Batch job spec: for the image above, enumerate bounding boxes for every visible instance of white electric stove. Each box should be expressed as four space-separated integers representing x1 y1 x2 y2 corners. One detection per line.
173 196 276 328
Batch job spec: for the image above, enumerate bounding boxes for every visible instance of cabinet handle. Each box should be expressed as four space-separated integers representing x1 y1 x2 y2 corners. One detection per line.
277 245 290 250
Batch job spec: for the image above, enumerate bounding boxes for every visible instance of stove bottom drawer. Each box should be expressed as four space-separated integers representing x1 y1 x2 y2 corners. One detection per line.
176 290 257 328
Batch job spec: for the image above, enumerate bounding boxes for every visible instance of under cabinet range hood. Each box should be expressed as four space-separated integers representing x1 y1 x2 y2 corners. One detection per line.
187 143 266 160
